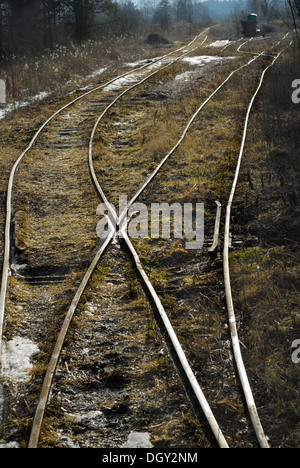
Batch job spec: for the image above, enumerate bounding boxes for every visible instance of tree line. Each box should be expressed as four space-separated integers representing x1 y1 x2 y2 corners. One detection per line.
0 0 299 60
0 0 121 57
0 0 213 59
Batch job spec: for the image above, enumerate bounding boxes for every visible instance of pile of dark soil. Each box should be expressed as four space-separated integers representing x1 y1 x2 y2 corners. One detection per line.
146 34 171 45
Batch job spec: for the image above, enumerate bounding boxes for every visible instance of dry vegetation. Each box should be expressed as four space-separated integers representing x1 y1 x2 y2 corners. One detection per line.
0 24 299 448
91 33 299 447
228 47 300 447
29 247 207 448
0 22 201 105
92 31 300 447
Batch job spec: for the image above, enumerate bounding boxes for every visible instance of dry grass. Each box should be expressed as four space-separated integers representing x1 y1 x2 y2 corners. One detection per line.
227 46 300 447
230 248 300 445
12 142 99 270
1 38 145 103
33 245 207 448
1 28 297 447
0 22 206 104
92 50 250 212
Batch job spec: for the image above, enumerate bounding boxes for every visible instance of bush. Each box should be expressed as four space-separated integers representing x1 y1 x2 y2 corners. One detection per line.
146 33 171 45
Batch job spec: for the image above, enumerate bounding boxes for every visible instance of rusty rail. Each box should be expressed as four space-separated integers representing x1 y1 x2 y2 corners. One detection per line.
4 31 292 449
0 29 209 365
27 37 286 448
208 201 222 255
223 37 293 450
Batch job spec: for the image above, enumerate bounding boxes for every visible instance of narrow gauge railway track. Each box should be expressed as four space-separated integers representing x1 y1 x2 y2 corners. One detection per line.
82 34 291 451
223 36 293 450
0 31 292 448
30 34 291 449
0 28 224 448
0 29 210 336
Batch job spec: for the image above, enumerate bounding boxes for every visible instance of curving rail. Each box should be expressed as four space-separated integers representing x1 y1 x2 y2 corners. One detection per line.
0 29 209 363
223 37 293 449
0 29 292 448
27 34 291 448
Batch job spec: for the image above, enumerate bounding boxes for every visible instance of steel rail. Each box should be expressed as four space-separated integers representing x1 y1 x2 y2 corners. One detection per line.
0 30 208 364
221 38 243 52
83 211 230 448
89 36 292 449
237 37 254 52
223 38 293 449
90 41 278 242
28 37 282 448
88 46 284 449
237 33 290 57
26 33 211 448
27 34 291 447
120 225 229 449
117 47 272 230
27 229 115 448
92 33 287 229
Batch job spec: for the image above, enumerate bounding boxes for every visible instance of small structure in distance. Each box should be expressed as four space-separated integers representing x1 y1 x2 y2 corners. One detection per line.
242 13 261 37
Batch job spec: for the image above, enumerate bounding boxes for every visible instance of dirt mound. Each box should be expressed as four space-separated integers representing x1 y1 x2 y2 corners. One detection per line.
146 34 171 45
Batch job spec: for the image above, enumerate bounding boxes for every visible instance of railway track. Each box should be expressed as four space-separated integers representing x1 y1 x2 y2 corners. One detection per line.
0 30 293 448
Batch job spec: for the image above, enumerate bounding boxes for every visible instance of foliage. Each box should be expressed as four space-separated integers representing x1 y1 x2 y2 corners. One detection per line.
153 0 172 29
0 0 214 58
0 0 119 56
292 0 300 17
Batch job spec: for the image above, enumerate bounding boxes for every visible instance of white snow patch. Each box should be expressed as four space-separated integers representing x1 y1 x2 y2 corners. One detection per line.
125 56 162 68
209 40 233 48
0 441 19 449
103 58 170 92
182 55 235 66
58 436 80 448
66 410 103 423
122 432 154 449
102 73 141 92
1 337 39 383
74 84 94 93
175 71 195 82
87 67 107 78
0 90 50 121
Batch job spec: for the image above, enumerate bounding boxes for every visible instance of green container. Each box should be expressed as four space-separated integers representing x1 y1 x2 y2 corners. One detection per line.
247 13 258 22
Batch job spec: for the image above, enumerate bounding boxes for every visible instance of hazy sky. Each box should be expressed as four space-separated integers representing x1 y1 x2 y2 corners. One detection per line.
130 0 239 6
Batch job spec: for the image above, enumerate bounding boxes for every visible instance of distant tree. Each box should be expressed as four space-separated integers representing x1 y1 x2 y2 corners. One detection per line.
153 0 172 29
246 0 282 19
117 0 142 33
7 0 42 53
286 0 300 46
64 0 117 43
293 0 300 17
42 0 59 49
247 0 260 13
259 0 272 18
191 0 211 23
71 0 94 43
176 0 193 22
